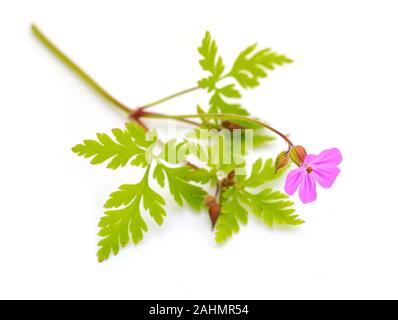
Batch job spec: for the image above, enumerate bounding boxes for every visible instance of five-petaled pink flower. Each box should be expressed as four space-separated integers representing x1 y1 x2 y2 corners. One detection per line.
284 148 342 203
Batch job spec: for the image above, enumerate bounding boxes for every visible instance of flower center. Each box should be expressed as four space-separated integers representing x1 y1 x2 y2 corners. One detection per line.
306 166 313 174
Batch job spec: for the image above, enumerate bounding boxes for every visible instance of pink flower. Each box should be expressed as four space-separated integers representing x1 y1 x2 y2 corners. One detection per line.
284 148 342 203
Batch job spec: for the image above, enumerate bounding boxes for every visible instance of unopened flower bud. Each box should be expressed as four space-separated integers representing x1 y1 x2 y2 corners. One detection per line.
275 151 289 173
221 171 235 188
289 145 307 167
227 170 235 181
209 204 221 228
204 195 217 208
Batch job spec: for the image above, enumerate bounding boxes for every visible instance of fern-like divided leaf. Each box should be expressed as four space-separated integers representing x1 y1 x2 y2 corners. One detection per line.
230 44 293 89
215 158 302 243
209 86 248 116
197 31 225 90
72 122 156 169
196 32 292 146
196 31 248 119
97 168 166 262
215 188 248 243
154 164 207 211
243 158 286 188
247 188 302 227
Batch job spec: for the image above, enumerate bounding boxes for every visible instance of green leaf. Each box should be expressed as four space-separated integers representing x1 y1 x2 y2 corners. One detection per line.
198 31 225 89
142 185 167 225
218 84 241 98
253 132 275 148
230 44 293 89
154 164 207 210
72 122 156 169
185 167 217 185
209 88 248 116
243 158 286 188
97 167 166 262
247 188 303 226
125 122 157 148
215 188 248 243
130 152 150 168
198 76 218 91
214 158 301 243
153 164 166 187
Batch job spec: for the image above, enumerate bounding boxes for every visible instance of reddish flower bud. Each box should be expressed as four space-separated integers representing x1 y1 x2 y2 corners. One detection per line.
220 170 236 188
209 204 221 228
289 145 307 167
275 151 289 173
204 195 217 208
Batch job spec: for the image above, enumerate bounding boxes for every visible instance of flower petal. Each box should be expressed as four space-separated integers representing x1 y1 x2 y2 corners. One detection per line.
313 166 340 188
299 173 317 203
307 148 342 167
284 168 304 195
304 154 317 163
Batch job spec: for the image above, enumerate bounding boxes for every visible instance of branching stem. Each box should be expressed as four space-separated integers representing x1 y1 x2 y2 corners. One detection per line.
32 23 295 148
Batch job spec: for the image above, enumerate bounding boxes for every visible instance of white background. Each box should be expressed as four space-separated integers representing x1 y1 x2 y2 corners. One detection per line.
1 0 398 300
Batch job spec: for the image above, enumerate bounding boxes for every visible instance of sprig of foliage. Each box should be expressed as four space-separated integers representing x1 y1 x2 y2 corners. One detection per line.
73 123 302 261
30 21 343 266
197 32 247 116
73 124 209 261
62 29 302 262
198 31 292 93
32 22 319 263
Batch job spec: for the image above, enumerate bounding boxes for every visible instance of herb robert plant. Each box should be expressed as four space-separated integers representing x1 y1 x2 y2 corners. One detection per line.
32 25 342 262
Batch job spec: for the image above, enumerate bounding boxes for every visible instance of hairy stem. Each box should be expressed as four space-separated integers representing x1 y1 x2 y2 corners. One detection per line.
31 24 132 114
142 112 295 148
31 24 200 116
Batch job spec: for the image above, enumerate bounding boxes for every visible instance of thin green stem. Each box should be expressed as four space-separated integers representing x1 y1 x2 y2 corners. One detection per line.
140 86 201 110
31 24 132 114
32 24 201 114
142 112 295 148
